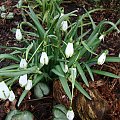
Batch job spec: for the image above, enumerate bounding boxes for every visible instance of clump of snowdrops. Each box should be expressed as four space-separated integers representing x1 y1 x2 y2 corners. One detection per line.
0 0 120 119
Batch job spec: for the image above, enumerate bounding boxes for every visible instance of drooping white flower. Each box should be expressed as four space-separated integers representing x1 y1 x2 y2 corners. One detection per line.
20 59 27 68
65 43 74 58
15 28 22 41
19 74 27 87
8 90 15 102
0 81 10 100
64 64 68 73
60 13 68 31
61 21 68 31
99 34 104 41
66 110 75 120
97 53 106 65
25 80 32 91
40 52 49 65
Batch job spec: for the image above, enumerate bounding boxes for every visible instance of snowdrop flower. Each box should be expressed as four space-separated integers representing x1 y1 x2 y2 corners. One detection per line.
40 52 49 65
99 34 104 41
64 64 68 73
15 28 22 41
60 13 68 31
65 43 74 58
97 53 106 65
20 59 27 68
25 80 32 91
19 74 27 87
0 81 10 100
66 110 74 120
8 90 15 102
61 21 68 31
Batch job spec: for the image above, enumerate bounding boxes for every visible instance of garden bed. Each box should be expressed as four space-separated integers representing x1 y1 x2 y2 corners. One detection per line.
0 0 120 120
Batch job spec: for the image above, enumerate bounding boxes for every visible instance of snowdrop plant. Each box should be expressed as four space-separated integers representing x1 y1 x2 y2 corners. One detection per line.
0 0 120 110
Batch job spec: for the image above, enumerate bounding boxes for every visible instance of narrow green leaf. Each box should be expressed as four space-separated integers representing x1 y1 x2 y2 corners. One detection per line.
76 62 89 87
17 90 28 107
0 54 20 62
26 42 33 60
27 6 45 39
75 81 91 100
106 57 120 62
81 41 97 55
92 69 120 78
84 8 96 30
0 66 37 76
84 63 94 81
0 64 19 70
55 65 65 76
59 77 72 100
52 69 64 77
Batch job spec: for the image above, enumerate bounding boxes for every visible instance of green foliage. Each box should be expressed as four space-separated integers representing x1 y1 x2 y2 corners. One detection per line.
5 110 34 120
34 82 50 99
0 0 120 109
53 104 68 120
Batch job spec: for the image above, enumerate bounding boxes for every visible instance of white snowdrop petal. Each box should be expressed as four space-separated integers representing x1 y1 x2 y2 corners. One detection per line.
16 29 22 41
99 34 104 41
40 52 49 65
19 74 28 87
0 81 10 99
67 110 74 120
65 43 74 58
64 64 68 73
25 80 32 90
20 59 27 68
97 53 106 65
61 21 68 31
8 90 15 102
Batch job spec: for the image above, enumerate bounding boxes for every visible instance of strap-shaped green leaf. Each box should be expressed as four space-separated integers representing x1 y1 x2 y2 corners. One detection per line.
52 69 64 77
27 6 45 39
84 63 94 81
17 90 28 107
0 66 37 76
0 54 20 62
75 81 91 100
76 62 89 87
92 69 120 78
59 76 72 100
81 41 97 55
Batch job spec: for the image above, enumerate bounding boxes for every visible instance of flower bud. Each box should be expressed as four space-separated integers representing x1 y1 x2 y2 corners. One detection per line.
8 90 15 102
25 80 32 91
20 59 27 68
65 43 74 58
40 52 49 65
16 28 22 41
97 53 106 65
64 64 68 73
0 81 10 100
61 21 68 31
66 110 74 120
19 74 27 87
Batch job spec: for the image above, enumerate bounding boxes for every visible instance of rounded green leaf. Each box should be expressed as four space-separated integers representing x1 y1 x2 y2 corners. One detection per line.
34 82 50 98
